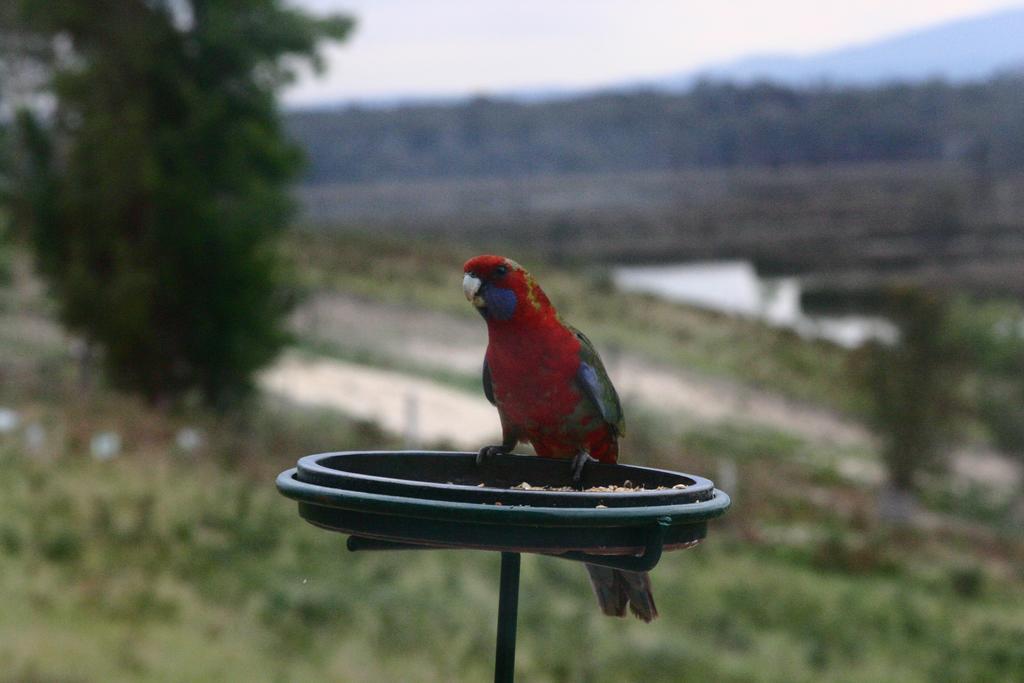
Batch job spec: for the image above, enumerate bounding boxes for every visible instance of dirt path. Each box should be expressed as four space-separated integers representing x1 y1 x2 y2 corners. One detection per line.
261 353 500 449
260 350 869 450
294 293 872 447
273 293 1020 491
611 356 872 447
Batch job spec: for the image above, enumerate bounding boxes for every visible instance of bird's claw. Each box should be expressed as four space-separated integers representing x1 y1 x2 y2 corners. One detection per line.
571 450 597 488
476 444 510 465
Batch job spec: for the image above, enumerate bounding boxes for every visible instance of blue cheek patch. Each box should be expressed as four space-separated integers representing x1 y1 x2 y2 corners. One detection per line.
485 287 518 320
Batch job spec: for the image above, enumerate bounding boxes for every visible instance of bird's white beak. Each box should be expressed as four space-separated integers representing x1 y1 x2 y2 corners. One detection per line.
463 273 484 307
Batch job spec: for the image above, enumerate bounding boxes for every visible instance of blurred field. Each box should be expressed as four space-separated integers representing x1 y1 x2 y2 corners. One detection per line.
286 230 860 413
3 234 1024 681
295 163 1024 297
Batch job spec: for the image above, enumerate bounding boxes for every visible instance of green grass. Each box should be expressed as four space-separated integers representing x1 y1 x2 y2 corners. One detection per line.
1 445 1022 682
3 236 1023 681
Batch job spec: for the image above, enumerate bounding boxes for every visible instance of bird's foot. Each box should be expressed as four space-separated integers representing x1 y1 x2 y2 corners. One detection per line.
476 444 512 465
571 450 597 488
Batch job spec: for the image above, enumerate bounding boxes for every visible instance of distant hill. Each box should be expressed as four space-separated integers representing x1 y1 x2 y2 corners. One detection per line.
665 7 1024 87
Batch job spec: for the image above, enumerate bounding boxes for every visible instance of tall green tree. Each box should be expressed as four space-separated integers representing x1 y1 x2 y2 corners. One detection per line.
854 287 966 491
7 0 351 406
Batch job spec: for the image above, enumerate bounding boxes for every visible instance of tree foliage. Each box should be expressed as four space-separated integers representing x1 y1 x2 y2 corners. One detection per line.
948 298 1024 457
6 0 351 406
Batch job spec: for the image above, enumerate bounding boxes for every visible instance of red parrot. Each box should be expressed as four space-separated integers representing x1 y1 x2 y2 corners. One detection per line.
462 254 658 622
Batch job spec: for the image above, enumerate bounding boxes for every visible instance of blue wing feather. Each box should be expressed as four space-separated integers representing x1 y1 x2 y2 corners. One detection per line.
482 359 496 406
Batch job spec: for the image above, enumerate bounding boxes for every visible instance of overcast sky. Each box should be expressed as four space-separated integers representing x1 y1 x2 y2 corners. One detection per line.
284 0 1024 105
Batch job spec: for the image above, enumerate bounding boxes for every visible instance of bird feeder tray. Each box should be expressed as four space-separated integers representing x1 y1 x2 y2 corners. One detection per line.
276 451 730 682
277 450 730 567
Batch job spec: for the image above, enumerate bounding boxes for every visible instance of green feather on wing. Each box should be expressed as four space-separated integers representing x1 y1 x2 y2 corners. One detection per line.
570 326 626 437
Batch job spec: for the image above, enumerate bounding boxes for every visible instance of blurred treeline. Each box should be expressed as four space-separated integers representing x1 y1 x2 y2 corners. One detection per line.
289 77 1024 183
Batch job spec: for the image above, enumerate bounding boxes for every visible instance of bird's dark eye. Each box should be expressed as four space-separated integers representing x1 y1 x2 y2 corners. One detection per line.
494 265 509 277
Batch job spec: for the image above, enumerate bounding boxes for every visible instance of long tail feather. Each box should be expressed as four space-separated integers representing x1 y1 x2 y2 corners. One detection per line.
585 564 658 622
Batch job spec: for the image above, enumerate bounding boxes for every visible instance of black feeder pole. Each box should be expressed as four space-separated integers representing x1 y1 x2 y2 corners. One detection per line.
495 552 520 683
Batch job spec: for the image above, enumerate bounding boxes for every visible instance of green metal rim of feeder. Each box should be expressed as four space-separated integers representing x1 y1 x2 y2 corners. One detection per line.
277 451 730 558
